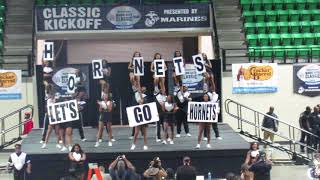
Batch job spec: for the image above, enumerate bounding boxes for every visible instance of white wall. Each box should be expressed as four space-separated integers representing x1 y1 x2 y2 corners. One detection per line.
222 64 319 140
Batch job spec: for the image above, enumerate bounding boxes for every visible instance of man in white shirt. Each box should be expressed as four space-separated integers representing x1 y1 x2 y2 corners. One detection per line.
7 144 31 180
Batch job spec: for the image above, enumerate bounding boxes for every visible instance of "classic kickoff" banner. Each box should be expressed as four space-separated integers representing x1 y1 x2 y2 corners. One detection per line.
293 63 320 97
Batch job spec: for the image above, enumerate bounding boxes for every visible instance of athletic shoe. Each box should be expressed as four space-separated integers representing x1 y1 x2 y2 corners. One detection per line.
130 144 136 150
59 140 63 144
187 133 192 137
169 141 174 145
203 137 208 141
81 138 87 142
206 144 211 149
129 136 133 140
196 144 200 149
111 138 116 142
176 134 181 138
217 137 223 140
156 138 161 142
41 144 47 149
167 138 172 142
143 145 148 150
94 142 100 148
68 146 72 152
61 146 67 151
56 144 62 149
40 140 44 144
162 140 167 144
108 141 113 147
98 139 102 143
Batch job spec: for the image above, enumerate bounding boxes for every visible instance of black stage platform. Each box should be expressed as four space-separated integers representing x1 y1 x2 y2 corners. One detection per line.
22 124 249 179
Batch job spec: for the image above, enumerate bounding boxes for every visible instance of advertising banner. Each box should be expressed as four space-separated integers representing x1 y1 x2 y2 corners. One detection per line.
182 64 204 93
232 63 278 94
293 63 320 97
0 70 22 100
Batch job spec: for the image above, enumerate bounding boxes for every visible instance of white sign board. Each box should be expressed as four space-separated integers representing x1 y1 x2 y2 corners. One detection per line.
44 42 54 61
92 59 103 79
47 99 79 125
67 74 76 94
126 102 159 127
192 54 205 74
154 59 166 78
0 70 22 100
133 57 144 76
173 57 185 76
187 102 218 123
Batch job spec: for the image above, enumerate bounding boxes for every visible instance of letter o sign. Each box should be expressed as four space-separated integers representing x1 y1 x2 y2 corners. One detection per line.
67 74 76 94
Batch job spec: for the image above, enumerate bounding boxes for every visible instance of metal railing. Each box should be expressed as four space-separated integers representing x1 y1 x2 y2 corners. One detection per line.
225 98 318 163
0 105 33 149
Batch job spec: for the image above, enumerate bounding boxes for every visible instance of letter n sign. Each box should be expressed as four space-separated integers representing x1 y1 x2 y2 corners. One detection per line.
133 57 144 76
44 42 54 61
126 102 159 127
192 54 206 74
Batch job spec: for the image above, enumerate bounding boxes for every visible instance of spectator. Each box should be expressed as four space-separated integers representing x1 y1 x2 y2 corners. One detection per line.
109 155 136 180
91 166 111 180
262 106 278 148
240 163 253 180
23 112 33 135
68 144 86 180
299 106 312 153
310 106 320 150
225 172 235 180
144 157 167 180
244 142 260 164
249 152 272 180
176 156 196 180
7 144 31 180
165 168 175 180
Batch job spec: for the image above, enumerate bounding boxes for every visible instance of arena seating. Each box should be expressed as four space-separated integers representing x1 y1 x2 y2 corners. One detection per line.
35 0 210 5
240 0 320 60
0 1 5 52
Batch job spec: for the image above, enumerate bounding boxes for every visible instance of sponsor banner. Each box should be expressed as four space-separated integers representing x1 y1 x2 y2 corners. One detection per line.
232 63 278 94
126 102 159 127
0 70 22 100
36 4 210 32
293 63 320 97
47 99 79 125
187 102 218 123
182 64 204 93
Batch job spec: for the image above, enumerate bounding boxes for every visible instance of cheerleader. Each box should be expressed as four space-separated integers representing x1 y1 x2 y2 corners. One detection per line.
128 51 142 92
150 53 167 95
172 51 185 94
100 59 111 93
175 86 191 137
202 53 216 92
196 94 212 149
95 84 114 147
161 95 178 145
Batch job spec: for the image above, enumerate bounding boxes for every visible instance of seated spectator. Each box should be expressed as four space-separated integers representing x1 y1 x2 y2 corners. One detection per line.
249 152 272 180
176 156 196 180
109 155 136 180
240 163 253 180
165 168 175 180
245 142 260 165
91 166 111 180
144 157 167 180
68 144 86 180
225 172 235 180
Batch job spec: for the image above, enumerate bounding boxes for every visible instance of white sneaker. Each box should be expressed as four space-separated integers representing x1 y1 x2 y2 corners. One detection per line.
94 142 100 148
61 146 67 151
162 140 167 144
169 141 174 145
108 141 113 147
143 145 148 150
98 139 102 143
59 140 63 144
167 138 172 142
129 136 133 140
130 144 136 150
40 140 44 144
81 138 87 142
176 134 181 138
56 144 62 149
41 143 47 149
203 137 208 141
206 144 211 148
217 137 223 140
156 138 161 142
111 138 116 142
196 144 200 149
187 133 192 137
68 146 72 152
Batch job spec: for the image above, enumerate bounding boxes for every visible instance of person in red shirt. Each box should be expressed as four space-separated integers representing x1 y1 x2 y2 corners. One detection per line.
23 112 33 135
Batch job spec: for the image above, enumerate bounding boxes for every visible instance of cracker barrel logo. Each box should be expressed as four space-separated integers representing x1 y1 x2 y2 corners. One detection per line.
237 65 273 81
0 72 17 88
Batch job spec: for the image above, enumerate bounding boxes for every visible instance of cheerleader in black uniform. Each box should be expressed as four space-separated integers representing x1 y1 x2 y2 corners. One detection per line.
161 95 178 145
172 50 185 94
196 94 212 149
128 51 142 92
100 59 111 93
202 53 216 92
150 53 167 95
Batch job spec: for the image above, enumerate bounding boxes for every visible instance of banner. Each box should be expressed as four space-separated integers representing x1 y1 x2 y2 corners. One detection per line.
126 102 159 127
0 70 22 100
47 99 79 125
182 64 204 93
36 4 210 32
293 63 320 97
187 102 218 123
232 63 278 94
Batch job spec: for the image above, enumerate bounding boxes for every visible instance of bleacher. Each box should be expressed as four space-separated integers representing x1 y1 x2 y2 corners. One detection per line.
240 0 320 61
0 0 5 54
35 0 210 5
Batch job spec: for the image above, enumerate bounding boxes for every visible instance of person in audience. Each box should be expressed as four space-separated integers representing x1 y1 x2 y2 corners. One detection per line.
172 50 185 94
151 53 167 95
68 144 86 180
262 106 279 148
144 157 167 180
91 166 112 180
165 168 175 180
240 163 253 180
244 142 260 164
161 95 178 145
249 152 272 180
95 84 114 147
128 51 142 92
176 156 196 180
299 106 312 153
131 86 149 150
109 155 136 180
203 92 222 141
225 172 235 180
202 53 215 93
7 144 31 180
22 112 33 135
310 106 320 150
175 85 191 137
196 94 213 149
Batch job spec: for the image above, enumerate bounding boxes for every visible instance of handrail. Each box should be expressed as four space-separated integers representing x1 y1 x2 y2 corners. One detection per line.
0 105 33 121
0 119 32 136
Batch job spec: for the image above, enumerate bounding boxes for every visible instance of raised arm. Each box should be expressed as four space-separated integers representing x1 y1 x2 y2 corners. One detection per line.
109 157 119 170
123 156 134 170
128 60 134 70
